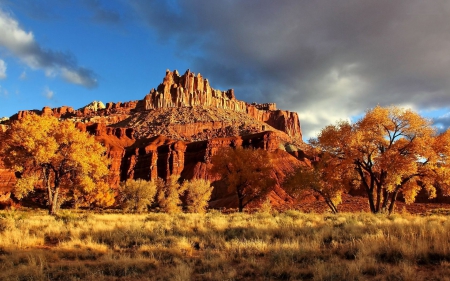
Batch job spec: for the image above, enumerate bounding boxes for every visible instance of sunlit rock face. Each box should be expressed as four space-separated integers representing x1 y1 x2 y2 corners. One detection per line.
1 69 308 209
134 69 302 141
136 69 246 112
8 69 302 142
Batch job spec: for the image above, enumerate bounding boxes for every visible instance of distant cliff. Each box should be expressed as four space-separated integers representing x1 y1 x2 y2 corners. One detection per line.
1 69 307 209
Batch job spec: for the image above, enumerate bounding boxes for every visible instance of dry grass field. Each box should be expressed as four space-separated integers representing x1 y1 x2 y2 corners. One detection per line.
1 209 450 280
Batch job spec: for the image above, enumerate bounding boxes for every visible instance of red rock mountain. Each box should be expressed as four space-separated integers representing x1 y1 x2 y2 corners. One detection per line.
1 69 308 208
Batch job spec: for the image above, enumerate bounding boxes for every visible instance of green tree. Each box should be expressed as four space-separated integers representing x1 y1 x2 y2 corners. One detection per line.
119 179 158 213
1 114 111 214
182 178 213 213
312 106 450 214
210 147 275 212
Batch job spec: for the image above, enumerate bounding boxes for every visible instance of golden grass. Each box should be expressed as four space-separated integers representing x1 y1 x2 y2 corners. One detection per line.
1 209 450 280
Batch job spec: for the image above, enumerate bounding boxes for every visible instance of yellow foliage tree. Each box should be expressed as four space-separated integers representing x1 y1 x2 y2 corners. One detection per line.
157 175 186 213
119 179 158 213
182 178 213 213
1 114 111 214
312 106 450 214
70 181 115 209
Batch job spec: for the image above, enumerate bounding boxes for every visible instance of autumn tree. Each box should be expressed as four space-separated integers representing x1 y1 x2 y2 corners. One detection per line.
119 179 158 213
1 114 111 214
284 152 353 214
72 181 115 209
157 175 186 213
182 178 213 213
312 106 450 214
210 147 275 212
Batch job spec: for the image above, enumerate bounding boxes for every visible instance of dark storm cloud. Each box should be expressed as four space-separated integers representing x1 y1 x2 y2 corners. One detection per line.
132 0 450 138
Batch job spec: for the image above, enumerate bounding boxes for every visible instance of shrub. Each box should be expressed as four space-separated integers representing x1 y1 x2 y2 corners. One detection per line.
157 176 186 214
183 178 213 213
119 179 157 213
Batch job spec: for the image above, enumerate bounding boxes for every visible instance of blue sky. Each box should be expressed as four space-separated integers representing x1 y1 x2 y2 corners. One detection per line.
0 1 450 140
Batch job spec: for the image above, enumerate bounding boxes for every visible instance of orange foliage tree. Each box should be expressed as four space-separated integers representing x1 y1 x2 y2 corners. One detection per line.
210 147 275 212
1 114 111 214
284 152 354 214
312 106 450 214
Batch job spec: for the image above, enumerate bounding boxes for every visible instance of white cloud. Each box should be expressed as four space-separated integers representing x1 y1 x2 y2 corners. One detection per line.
0 60 6 79
0 8 97 88
61 67 97 88
43 87 54 99
433 112 450 133
19 71 26 80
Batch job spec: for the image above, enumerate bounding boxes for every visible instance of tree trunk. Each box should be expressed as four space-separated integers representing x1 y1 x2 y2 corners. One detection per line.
238 197 244 212
49 176 61 215
381 189 389 212
49 187 59 215
43 167 52 207
367 190 376 213
356 165 376 213
237 188 244 212
316 189 338 214
46 183 53 209
324 199 338 214
376 182 382 212
388 189 400 215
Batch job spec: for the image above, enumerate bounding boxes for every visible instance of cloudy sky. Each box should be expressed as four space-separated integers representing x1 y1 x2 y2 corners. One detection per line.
0 0 450 139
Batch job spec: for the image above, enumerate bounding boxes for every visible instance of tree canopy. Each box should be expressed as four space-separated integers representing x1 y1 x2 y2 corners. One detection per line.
1 114 111 214
311 106 450 214
210 147 275 212
284 152 353 214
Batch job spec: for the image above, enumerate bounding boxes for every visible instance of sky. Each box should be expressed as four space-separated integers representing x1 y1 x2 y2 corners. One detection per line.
0 0 450 140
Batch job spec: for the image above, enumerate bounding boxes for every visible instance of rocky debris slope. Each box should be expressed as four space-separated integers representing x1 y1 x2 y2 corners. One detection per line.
113 106 294 143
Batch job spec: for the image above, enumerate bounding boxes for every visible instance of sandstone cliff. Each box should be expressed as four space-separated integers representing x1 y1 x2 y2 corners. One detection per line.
1 69 308 209
9 70 302 143
134 69 302 141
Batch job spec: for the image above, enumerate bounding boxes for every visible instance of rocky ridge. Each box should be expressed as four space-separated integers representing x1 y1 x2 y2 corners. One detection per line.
1 69 307 209
10 69 302 144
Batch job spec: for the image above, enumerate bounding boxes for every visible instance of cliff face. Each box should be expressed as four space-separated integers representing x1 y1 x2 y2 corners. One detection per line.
134 69 302 141
8 70 302 142
1 69 307 209
136 70 245 112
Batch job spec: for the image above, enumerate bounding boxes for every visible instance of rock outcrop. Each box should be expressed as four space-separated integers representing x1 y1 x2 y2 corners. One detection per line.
136 70 246 112
80 101 106 112
134 69 302 141
7 70 302 142
0 69 308 209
